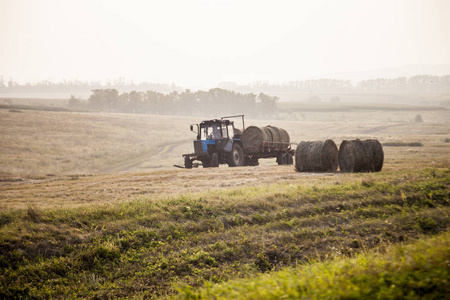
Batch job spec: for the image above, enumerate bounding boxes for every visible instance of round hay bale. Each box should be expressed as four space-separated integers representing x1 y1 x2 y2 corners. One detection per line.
348 139 370 172
363 139 384 172
338 139 383 172
266 126 282 150
322 139 339 171
262 127 273 142
295 140 338 172
338 140 356 173
279 128 290 149
242 126 269 153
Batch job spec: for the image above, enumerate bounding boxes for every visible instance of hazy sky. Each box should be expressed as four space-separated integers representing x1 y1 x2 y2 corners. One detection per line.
1 0 449 88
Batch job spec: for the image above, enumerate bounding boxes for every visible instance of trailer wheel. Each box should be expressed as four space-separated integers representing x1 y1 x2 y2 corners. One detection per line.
286 153 294 165
277 153 287 165
184 156 193 169
227 143 244 167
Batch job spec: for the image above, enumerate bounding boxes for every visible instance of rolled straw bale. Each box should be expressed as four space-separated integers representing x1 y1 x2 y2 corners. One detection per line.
338 139 383 172
363 139 384 172
262 127 273 142
338 139 370 172
338 140 356 172
279 128 290 144
295 140 338 172
242 126 269 153
266 126 282 150
279 128 290 149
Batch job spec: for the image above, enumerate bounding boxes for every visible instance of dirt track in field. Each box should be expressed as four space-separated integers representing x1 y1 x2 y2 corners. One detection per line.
360 123 409 134
100 139 191 173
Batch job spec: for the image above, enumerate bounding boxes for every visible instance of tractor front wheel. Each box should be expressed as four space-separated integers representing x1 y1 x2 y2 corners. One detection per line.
184 156 193 169
210 153 219 167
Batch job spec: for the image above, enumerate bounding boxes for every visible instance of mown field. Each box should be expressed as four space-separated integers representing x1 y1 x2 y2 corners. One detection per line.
1 103 449 175
0 103 449 299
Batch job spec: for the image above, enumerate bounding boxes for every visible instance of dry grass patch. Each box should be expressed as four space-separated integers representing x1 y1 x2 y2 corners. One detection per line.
1 108 450 176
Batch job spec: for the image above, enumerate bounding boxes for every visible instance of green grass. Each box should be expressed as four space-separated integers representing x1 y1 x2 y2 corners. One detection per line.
174 231 450 299
383 142 423 147
0 168 449 298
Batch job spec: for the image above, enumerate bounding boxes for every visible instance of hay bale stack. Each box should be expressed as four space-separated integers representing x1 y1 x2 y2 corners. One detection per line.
242 125 291 152
295 140 339 172
338 139 384 172
242 126 269 153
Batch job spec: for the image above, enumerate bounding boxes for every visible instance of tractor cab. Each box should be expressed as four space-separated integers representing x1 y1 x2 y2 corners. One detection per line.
192 119 234 154
183 118 244 168
198 119 234 140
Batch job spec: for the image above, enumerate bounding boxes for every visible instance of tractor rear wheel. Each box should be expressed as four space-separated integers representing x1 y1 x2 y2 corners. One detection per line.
227 143 244 167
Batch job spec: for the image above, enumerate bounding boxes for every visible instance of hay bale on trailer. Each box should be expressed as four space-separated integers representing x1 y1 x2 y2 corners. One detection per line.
242 126 269 153
262 127 274 144
266 126 283 150
242 125 291 152
295 140 339 172
279 128 290 145
338 139 384 172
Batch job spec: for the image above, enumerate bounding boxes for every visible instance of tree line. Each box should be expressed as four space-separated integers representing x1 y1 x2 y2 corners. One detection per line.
221 75 450 94
2 75 449 95
0 77 182 94
69 88 278 118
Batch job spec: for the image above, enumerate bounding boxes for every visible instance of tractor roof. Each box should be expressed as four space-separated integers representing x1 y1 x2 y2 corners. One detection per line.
200 119 233 126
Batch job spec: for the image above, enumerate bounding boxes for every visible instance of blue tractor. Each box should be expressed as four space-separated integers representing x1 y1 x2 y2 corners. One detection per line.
182 115 245 168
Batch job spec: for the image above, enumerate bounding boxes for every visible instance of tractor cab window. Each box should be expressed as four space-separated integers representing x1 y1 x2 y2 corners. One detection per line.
222 125 229 139
201 124 222 140
227 125 234 138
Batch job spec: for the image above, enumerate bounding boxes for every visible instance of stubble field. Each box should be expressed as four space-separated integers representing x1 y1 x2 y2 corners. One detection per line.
0 104 449 299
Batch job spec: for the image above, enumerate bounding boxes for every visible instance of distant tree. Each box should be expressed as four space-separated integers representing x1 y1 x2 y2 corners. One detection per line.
143 90 164 114
128 91 144 113
258 93 278 117
414 113 424 123
88 89 119 111
68 95 83 109
178 89 198 115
